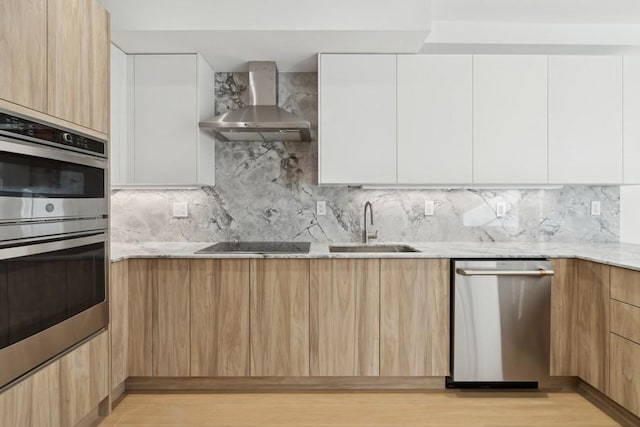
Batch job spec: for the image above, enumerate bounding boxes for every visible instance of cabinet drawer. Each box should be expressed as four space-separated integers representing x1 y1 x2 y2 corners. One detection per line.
610 266 640 308
610 334 640 417
611 299 640 344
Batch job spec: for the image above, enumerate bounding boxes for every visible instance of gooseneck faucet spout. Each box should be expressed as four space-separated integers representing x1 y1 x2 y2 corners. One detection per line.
363 201 378 244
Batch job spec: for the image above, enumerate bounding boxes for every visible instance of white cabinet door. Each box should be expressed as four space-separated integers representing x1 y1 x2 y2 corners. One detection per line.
624 56 640 184
397 55 472 184
134 55 198 185
110 44 127 186
548 56 623 184
473 55 548 184
319 54 397 184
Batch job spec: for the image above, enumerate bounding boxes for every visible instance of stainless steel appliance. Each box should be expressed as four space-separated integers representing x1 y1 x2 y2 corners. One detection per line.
0 110 108 389
199 61 311 142
451 260 553 386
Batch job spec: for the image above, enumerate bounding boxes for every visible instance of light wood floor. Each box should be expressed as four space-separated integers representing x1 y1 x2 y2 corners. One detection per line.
99 391 620 426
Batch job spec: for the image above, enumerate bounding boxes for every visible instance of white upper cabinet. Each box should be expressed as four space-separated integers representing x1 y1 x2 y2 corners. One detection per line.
548 56 623 184
624 56 640 184
319 54 397 184
397 55 472 184
473 55 548 184
133 54 215 186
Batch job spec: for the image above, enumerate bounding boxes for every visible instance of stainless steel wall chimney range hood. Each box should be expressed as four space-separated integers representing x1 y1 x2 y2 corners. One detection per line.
199 61 311 142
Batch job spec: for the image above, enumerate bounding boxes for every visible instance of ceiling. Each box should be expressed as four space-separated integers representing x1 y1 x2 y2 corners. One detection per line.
100 0 640 72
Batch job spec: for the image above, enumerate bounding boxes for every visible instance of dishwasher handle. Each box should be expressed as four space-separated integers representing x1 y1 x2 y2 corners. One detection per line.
456 268 554 277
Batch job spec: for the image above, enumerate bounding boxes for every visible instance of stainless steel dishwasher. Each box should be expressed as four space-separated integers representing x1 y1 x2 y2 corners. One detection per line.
450 260 553 386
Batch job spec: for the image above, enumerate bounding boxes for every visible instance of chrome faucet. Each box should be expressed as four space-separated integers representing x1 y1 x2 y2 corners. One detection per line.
363 201 378 244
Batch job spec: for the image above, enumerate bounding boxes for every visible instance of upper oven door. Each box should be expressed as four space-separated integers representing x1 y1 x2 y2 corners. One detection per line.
0 136 107 223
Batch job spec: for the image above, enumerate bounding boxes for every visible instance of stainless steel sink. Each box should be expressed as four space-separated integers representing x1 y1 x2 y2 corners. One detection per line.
329 244 419 253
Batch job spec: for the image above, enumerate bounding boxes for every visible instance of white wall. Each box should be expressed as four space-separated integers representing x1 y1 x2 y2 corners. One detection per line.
620 186 640 244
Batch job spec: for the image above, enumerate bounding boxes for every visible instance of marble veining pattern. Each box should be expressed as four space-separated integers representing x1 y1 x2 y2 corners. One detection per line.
110 72 620 244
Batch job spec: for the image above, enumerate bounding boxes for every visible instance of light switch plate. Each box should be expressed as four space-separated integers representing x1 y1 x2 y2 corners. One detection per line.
172 202 189 218
591 201 601 216
424 200 435 216
496 201 506 218
316 200 327 216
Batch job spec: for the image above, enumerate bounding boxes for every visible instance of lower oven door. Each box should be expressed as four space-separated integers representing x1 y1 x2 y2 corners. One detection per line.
0 231 108 389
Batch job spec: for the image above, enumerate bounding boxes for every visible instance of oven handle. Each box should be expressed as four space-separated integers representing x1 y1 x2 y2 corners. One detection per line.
0 136 106 169
455 268 554 277
0 232 106 260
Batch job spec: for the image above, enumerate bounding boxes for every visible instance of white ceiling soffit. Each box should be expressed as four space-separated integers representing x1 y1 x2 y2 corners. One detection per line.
427 0 640 49
99 0 431 71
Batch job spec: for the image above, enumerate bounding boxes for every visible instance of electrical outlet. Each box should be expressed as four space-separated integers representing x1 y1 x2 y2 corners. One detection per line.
172 202 189 218
424 200 435 216
496 201 506 218
316 200 327 216
591 201 601 216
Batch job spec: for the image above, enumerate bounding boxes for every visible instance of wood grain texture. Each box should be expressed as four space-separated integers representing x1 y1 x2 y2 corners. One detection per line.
310 259 379 376
60 331 109 427
0 0 47 112
610 300 640 345
0 98 109 141
190 259 250 376
577 260 610 395
380 259 450 376
609 334 640 417
128 259 153 376
0 360 61 426
47 0 110 133
250 259 310 377
610 266 640 308
110 261 128 389
550 259 578 376
153 259 191 376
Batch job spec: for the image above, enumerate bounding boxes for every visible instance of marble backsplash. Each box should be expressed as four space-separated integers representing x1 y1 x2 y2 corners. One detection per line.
110 72 620 243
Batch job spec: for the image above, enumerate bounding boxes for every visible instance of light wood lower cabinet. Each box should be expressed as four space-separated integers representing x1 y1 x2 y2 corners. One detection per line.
110 260 128 389
611 265 640 308
0 331 107 427
128 259 190 377
310 259 379 376
60 331 109 426
550 258 578 376
190 259 250 376
610 334 640 417
380 259 449 376
577 260 610 394
250 259 310 376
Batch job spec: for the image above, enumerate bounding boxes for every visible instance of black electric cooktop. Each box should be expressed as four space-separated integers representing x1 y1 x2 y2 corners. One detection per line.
195 241 311 254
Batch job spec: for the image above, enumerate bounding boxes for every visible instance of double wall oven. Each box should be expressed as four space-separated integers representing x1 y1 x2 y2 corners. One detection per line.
0 110 108 389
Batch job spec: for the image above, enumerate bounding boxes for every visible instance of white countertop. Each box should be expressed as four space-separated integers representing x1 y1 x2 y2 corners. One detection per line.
110 241 640 272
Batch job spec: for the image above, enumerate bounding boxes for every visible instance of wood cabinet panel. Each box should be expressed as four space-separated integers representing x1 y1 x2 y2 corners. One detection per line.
153 259 191 376
310 259 379 376
0 359 61 427
577 260 610 394
250 259 310 376
610 266 640 308
0 0 47 112
611 300 640 345
128 259 153 376
110 260 129 388
47 0 110 133
610 334 640 417
550 259 578 376
380 259 449 376
191 259 250 376
60 331 108 427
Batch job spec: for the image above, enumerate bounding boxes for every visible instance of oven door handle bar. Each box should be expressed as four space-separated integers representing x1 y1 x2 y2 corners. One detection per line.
455 268 555 277
0 233 106 260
